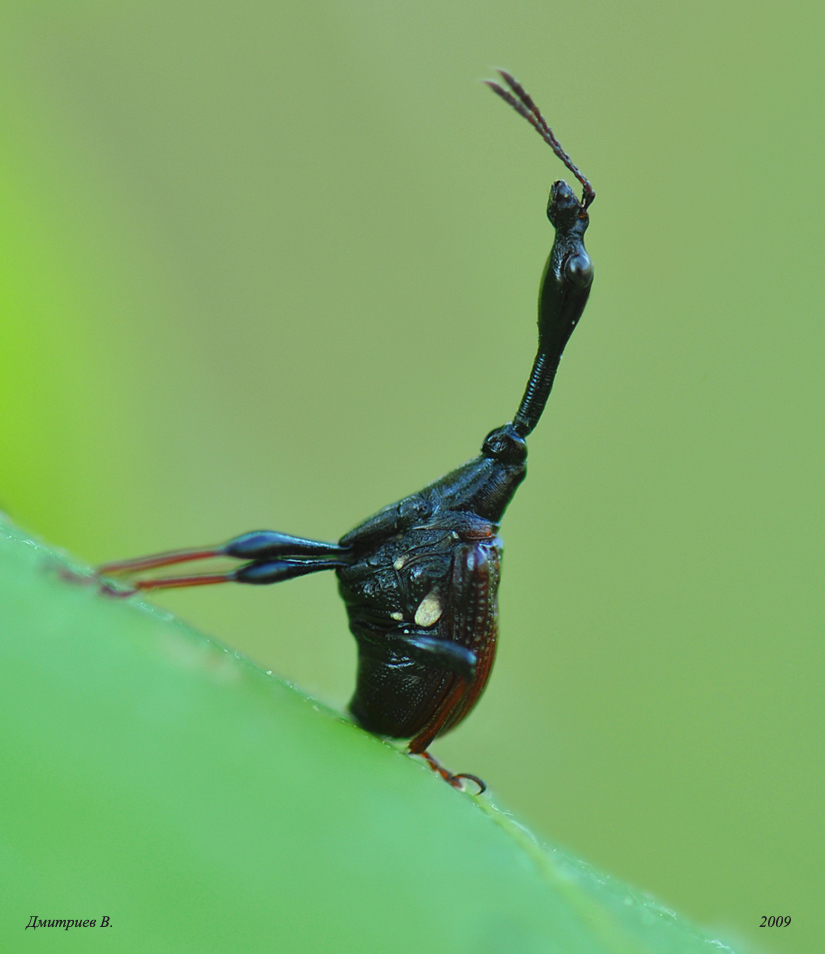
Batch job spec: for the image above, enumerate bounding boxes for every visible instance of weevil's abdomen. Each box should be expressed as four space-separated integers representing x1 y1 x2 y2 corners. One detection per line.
334 433 523 747
337 516 502 744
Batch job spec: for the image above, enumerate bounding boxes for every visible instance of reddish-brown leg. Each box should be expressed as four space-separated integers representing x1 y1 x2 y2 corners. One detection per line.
419 751 486 794
89 545 234 596
97 546 223 578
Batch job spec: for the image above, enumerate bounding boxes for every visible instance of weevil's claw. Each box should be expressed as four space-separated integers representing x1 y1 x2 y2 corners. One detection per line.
57 562 138 598
99 578 138 598
419 751 486 795
453 773 487 795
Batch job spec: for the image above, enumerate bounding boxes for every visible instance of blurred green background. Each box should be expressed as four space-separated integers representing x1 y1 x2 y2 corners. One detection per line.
1 3 821 954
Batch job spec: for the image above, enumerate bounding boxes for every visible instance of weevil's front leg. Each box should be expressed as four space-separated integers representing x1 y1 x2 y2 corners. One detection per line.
97 530 351 593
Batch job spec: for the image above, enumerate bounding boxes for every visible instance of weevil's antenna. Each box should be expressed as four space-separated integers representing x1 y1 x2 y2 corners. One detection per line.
486 70 595 209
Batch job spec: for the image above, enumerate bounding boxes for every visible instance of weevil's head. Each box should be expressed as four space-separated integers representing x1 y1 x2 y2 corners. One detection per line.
547 180 589 233
545 180 593 294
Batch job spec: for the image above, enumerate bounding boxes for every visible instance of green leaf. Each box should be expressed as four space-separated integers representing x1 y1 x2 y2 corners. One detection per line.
0 517 743 954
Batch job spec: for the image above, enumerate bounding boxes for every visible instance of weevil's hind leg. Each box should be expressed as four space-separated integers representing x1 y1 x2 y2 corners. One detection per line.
408 673 487 794
394 642 485 793
406 671 472 755
97 529 351 594
419 751 486 795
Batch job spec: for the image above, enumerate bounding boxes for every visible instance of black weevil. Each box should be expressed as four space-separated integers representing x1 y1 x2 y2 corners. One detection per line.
97 72 595 792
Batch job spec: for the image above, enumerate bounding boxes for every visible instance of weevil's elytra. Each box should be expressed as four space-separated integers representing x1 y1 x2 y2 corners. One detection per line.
94 71 595 793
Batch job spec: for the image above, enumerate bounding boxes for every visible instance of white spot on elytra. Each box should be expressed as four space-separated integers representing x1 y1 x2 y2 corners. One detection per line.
390 611 403 621
414 591 442 628
393 555 408 570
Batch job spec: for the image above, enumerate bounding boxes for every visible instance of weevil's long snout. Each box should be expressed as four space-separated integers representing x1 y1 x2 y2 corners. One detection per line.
511 175 593 439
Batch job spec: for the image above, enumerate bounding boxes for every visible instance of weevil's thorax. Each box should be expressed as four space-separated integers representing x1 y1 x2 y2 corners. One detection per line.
427 425 527 524
337 472 506 743
338 510 499 632
337 427 525 628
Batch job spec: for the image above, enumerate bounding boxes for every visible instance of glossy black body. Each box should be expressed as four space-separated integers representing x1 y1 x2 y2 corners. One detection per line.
98 73 595 774
337 447 523 751
334 182 591 753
